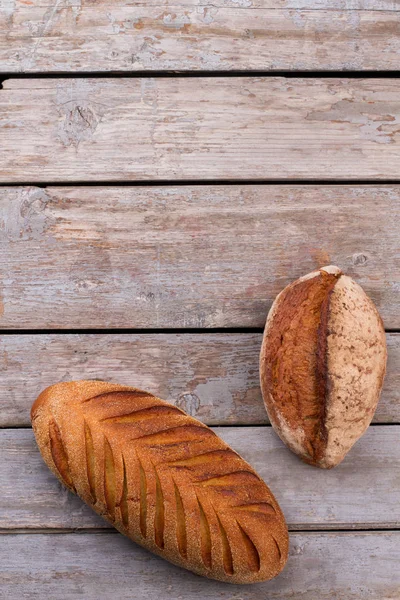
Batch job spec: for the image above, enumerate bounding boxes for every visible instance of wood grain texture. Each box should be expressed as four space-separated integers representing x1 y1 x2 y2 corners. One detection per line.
2 1 400 72
0 333 399 427
0 531 399 599
1 427 399 530
1 185 399 328
2 78 400 181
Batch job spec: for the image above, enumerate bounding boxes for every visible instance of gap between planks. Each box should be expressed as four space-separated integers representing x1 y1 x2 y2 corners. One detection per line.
0 328 399 334
2 72 400 80
5 180 400 186
3 423 400 429
1 527 399 534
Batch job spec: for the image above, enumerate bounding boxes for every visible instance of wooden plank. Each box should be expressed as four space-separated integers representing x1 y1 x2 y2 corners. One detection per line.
0 333 399 427
2 78 400 181
3 0 399 7
1 185 400 329
1 427 399 530
2 2 400 73
0 531 398 599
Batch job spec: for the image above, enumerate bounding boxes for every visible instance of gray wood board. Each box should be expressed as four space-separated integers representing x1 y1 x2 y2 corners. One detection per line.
1 185 399 329
2 1 400 72
0 531 399 599
1 427 399 530
0 333 399 427
2 79 400 181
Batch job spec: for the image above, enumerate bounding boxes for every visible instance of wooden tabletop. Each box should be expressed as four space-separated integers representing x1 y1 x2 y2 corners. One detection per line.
1 3 399 599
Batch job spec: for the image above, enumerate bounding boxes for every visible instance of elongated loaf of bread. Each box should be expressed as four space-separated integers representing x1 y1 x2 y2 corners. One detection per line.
31 380 288 584
260 265 387 469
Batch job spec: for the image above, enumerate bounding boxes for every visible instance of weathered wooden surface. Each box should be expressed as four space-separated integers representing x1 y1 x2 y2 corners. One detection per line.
2 1 400 73
1 531 398 599
1 427 399 530
1 185 399 328
0 333 399 427
2 79 400 181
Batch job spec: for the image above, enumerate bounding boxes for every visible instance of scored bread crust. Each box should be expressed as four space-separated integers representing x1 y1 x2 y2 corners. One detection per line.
260 266 387 469
31 380 288 584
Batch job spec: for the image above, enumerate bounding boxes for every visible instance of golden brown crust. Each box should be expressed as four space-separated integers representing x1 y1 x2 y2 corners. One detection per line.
260 266 387 469
260 267 340 464
31 380 288 584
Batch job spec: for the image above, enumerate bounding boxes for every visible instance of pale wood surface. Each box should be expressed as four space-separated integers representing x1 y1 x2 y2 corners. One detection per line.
2 427 399 530
2 79 400 181
2 7 400 596
0 333 398 427
1 185 399 329
1 531 399 599
2 1 400 73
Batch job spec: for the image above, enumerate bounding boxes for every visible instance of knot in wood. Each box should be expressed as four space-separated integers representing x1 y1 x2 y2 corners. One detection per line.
176 393 201 417
352 253 368 266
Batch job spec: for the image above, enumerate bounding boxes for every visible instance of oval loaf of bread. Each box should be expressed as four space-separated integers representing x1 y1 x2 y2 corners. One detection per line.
31 380 288 583
260 265 387 469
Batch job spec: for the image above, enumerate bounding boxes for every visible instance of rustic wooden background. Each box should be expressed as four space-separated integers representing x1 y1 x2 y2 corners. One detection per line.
1 2 399 598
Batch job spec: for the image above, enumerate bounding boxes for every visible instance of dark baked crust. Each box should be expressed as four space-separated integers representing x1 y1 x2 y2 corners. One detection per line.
31 380 288 584
260 267 340 465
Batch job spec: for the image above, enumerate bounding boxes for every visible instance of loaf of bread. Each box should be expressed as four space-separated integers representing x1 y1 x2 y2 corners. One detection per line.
260 265 387 469
31 380 288 583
